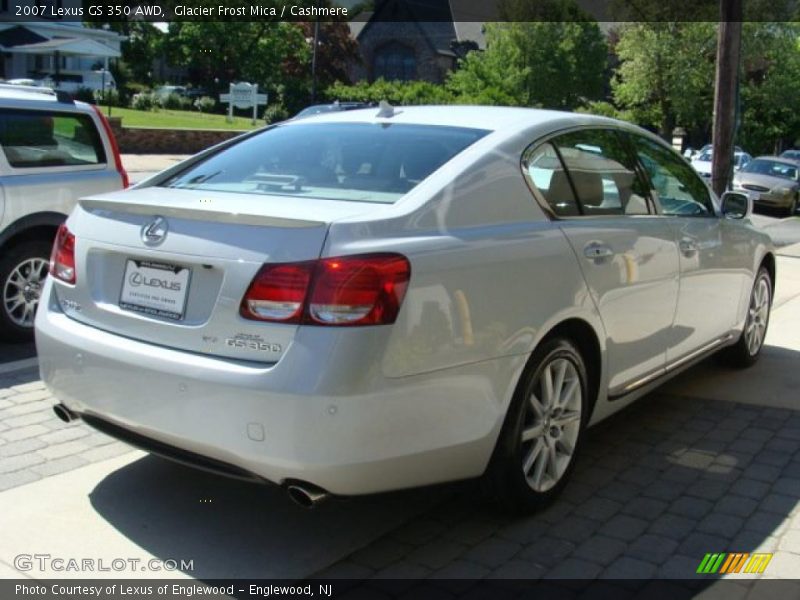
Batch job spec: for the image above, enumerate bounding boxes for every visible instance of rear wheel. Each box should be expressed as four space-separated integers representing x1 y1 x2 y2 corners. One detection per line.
722 266 772 368
0 240 52 341
484 337 588 513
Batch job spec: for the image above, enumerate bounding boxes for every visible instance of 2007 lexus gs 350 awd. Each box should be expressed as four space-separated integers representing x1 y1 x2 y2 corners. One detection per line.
36 106 774 511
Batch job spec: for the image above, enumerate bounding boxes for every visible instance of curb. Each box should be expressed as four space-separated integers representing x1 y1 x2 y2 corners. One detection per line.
0 357 39 376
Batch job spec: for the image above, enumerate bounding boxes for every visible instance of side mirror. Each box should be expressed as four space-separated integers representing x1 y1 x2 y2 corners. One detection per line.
721 191 752 219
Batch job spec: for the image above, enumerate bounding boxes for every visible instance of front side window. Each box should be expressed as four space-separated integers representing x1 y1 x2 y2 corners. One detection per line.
0 109 106 169
162 122 489 204
630 134 714 217
553 129 651 216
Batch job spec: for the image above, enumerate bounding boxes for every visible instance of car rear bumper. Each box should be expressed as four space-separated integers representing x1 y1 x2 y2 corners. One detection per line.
35 279 523 495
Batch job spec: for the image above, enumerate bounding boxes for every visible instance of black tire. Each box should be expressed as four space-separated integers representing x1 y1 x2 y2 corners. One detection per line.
0 239 52 342
788 195 798 217
483 337 589 513
721 266 772 369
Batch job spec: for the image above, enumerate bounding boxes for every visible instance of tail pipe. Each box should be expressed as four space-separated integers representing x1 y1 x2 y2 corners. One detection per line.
53 403 77 423
286 482 330 509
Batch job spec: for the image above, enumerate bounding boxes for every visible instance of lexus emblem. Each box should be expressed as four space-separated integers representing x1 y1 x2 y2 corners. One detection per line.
141 216 168 246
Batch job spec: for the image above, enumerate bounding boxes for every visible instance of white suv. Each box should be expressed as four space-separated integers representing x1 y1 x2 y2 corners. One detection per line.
0 84 127 340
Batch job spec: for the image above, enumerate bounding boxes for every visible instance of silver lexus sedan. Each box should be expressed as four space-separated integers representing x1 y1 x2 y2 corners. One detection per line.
36 106 774 511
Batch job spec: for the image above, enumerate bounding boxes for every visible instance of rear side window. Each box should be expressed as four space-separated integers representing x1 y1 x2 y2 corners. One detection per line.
0 109 106 169
523 142 580 217
162 122 490 204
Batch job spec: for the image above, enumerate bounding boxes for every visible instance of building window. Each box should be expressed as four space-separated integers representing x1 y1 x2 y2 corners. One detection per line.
373 42 416 82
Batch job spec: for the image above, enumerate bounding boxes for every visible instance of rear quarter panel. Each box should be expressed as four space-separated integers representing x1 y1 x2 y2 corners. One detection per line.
324 131 605 383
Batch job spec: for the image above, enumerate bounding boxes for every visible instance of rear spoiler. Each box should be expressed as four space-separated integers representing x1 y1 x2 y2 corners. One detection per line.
79 197 325 229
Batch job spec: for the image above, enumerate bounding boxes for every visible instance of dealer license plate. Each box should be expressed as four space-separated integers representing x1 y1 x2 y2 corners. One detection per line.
119 259 191 321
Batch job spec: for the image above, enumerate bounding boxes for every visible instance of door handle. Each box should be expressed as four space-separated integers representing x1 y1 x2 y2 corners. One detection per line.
583 241 614 260
679 238 698 256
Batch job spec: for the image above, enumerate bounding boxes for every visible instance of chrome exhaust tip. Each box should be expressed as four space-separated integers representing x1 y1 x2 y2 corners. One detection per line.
53 403 77 423
286 483 329 509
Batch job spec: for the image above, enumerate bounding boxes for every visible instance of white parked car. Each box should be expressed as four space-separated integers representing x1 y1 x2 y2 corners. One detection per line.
36 106 774 511
691 149 752 178
0 84 127 340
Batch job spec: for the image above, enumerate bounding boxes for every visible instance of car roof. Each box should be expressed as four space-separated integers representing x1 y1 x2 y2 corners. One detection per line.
752 156 799 165
0 84 92 113
283 104 620 135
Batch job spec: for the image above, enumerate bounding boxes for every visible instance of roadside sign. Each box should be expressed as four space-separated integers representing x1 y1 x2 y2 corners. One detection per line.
220 82 268 125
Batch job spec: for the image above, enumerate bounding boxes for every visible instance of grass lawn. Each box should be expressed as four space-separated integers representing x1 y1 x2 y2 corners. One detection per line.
107 107 262 131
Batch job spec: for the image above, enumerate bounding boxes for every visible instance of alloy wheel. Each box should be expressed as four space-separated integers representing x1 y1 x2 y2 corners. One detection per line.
744 276 770 356
520 357 582 492
2 257 48 328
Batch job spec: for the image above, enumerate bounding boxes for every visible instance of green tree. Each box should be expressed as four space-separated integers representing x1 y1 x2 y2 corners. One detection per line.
84 21 164 100
611 21 800 152
738 22 800 153
165 21 309 103
611 22 717 139
446 21 608 110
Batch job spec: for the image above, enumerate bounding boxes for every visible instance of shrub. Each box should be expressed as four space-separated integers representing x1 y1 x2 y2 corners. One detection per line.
263 103 290 124
159 92 185 110
194 96 216 113
93 88 121 107
125 82 150 95
179 95 194 111
131 92 157 111
325 79 455 106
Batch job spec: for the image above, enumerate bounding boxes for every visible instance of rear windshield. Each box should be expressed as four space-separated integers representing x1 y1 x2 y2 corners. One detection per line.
0 109 106 169
161 122 490 203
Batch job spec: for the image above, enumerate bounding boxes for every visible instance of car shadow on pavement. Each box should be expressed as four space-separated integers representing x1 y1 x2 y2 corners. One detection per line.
87 453 456 579
85 346 800 586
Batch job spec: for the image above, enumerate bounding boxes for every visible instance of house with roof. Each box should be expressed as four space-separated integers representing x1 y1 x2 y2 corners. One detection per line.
0 1 122 86
347 0 487 83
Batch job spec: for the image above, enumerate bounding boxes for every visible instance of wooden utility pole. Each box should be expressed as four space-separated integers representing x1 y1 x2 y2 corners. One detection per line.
310 0 321 103
711 0 743 197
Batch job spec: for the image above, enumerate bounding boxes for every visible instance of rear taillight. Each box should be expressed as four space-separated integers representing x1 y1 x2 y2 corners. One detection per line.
309 254 410 325
240 254 411 326
49 224 76 284
240 263 313 323
91 105 129 188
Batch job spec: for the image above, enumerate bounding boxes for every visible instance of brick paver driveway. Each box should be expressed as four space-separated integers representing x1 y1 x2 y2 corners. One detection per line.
2 251 800 590
2 363 798 590
0 367 130 491
315 392 800 588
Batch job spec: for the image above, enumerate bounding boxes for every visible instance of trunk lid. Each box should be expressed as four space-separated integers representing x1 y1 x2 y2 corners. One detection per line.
55 187 377 363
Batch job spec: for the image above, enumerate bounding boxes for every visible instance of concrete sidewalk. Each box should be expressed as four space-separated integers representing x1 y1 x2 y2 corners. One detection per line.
121 154 190 174
121 154 191 185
